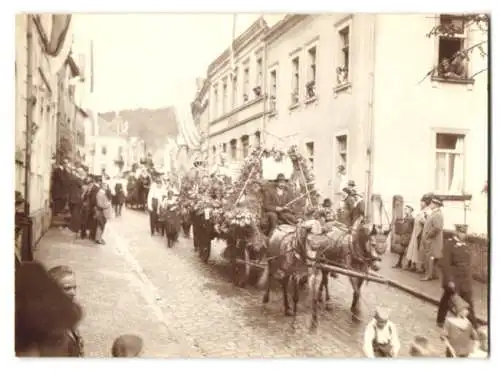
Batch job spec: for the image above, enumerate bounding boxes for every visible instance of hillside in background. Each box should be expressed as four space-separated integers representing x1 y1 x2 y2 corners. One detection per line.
99 106 179 152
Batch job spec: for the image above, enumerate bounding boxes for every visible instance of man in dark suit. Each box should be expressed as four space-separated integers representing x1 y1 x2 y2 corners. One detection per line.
437 224 477 329
421 196 444 281
262 173 298 235
68 168 84 233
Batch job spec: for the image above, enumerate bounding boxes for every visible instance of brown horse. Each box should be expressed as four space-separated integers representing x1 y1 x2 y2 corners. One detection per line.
261 220 320 317
308 220 389 328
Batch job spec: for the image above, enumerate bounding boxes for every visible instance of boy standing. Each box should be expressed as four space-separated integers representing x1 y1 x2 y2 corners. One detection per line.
441 294 477 357
43 265 85 357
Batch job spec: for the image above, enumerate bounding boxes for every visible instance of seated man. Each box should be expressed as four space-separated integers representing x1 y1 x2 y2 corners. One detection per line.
263 173 298 235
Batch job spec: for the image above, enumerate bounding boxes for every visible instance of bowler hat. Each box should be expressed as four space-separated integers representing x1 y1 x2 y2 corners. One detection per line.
276 173 286 182
430 196 443 207
347 180 356 187
454 224 468 234
420 192 434 203
322 198 332 208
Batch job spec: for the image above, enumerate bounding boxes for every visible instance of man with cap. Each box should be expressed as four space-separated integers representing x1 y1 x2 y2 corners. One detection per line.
393 204 415 268
363 306 401 357
262 173 298 235
343 181 365 229
437 224 477 329
421 195 444 281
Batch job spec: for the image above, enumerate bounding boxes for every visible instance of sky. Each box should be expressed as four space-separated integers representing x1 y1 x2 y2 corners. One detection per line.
71 14 285 113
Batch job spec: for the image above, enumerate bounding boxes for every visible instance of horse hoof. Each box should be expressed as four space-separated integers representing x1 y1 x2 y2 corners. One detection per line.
262 295 269 304
325 302 333 311
284 310 293 317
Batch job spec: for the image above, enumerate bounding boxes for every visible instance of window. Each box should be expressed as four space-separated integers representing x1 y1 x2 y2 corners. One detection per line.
269 69 277 112
212 145 217 164
254 131 261 149
101 145 107 155
306 142 314 169
306 46 317 98
291 57 300 105
337 26 350 84
336 135 347 168
435 133 465 194
222 143 227 153
213 84 219 118
230 139 237 160
243 66 250 102
241 135 250 158
256 58 263 87
232 69 238 108
222 78 228 114
436 15 468 79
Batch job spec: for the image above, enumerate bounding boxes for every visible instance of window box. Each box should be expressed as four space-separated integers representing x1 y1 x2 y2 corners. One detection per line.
253 86 262 97
336 66 349 85
334 81 352 93
431 76 475 85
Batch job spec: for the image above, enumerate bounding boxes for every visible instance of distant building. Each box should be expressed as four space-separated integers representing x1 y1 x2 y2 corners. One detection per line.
89 114 128 176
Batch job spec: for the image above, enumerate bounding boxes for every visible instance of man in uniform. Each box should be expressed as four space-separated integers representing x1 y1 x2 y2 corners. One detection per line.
262 173 298 235
437 224 477 329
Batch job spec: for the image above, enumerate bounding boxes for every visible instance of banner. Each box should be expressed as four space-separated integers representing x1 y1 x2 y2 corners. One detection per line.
46 14 73 75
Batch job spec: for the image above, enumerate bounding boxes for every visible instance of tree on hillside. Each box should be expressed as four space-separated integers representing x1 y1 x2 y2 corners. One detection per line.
420 13 489 83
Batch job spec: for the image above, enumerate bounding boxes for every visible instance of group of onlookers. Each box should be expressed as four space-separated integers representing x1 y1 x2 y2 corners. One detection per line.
389 192 487 358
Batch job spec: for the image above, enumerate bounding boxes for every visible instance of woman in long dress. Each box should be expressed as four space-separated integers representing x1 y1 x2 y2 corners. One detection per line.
405 193 433 272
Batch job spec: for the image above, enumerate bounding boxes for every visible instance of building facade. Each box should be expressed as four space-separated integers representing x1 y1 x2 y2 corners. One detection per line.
203 18 268 170
15 14 83 252
193 14 488 233
88 115 129 176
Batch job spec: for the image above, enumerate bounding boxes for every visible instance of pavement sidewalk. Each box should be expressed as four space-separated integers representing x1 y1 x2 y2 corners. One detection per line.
32 226 202 357
380 252 489 325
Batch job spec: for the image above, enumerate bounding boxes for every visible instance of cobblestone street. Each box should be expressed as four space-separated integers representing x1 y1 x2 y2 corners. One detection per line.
36 208 462 357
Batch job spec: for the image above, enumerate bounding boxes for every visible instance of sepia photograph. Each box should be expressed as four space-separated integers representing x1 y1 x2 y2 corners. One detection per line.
11 5 491 361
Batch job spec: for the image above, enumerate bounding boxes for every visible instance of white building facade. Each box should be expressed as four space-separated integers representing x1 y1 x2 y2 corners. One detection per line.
193 13 488 234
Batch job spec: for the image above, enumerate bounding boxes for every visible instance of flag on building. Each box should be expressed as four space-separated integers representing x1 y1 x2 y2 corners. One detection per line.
46 14 73 75
175 104 201 150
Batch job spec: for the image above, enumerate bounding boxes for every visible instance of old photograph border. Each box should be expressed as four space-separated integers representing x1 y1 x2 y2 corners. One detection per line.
1 0 497 368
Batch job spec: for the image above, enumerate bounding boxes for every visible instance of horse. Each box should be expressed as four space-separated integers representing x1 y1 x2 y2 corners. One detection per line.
308 220 389 329
261 220 320 317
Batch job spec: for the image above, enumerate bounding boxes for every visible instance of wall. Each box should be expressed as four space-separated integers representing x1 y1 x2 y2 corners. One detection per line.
264 14 375 201
15 14 59 245
371 14 488 233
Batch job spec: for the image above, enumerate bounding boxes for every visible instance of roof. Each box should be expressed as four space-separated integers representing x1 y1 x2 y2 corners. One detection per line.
263 14 309 43
207 17 269 76
99 107 179 151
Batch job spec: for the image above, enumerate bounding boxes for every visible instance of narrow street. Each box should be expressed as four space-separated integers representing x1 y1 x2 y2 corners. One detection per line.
101 208 448 357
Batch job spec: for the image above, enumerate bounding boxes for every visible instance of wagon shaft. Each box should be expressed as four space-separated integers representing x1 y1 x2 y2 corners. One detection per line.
313 262 388 284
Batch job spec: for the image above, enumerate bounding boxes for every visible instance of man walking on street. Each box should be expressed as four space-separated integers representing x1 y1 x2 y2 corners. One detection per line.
68 168 84 234
421 196 444 281
147 177 162 236
437 224 478 329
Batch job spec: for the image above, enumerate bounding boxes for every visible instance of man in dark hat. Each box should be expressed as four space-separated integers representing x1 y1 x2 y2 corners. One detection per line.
421 196 444 281
437 224 477 329
262 173 298 235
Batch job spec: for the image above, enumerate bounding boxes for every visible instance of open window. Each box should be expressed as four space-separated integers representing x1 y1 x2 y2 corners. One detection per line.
306 46 317 99
436 15 469 80
291 56 300 105
435 132 465 194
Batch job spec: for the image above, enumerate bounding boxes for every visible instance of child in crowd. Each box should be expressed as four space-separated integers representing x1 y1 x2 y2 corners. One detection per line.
409 336 431 357
469 326 489 358
112 334 144 357
363 307 401 358
441 294 477 357
43 265 84 357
